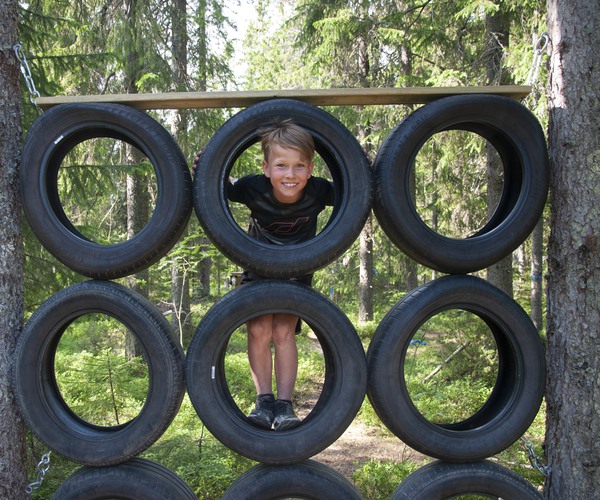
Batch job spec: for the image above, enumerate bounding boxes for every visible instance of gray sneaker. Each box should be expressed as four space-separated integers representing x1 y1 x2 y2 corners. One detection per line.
273 399 301 431
247 393 275 430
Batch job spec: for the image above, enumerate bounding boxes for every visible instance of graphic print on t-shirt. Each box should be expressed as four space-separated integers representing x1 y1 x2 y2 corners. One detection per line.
261 217 310 235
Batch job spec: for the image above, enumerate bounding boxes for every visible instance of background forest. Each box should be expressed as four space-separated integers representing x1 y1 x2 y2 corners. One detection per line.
17 0 551 497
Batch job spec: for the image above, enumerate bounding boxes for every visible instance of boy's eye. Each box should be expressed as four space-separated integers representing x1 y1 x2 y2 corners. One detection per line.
273 163 306 170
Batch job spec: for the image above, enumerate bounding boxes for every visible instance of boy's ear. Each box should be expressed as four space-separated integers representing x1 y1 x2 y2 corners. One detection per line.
309 162 315 176
262 159 270 177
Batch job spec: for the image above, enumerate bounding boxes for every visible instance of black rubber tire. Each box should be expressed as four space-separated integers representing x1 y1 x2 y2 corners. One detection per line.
51 458 197 499
185 280 367 464
13 280 186 466
221 459 363 499
391 459 541 499
366 275 545 462
193 98 372 278
52 458 198 500
20 103 192 279
373 94 549 273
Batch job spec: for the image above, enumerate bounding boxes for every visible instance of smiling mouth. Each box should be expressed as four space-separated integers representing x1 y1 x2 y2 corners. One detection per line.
282 183 298 187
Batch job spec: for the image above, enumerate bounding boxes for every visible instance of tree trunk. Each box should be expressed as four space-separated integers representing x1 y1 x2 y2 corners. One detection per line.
170 0 193 345
171 260 192 345
196 0 208 91
485 4 513 296
358 213 373 323
0 2 30 495
196 243 211 298
124 0 146 358
486 146 514 295
357 33 374 324
357 123 374 323
195 1 212 300
125 149 148 358
545 1 600 497
530 218 544 331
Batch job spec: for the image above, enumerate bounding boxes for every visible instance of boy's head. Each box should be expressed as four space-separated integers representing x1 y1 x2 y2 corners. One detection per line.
258 119 316 204
258 119 315 163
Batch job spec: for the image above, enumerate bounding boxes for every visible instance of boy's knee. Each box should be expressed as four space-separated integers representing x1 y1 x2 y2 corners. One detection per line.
271 323 296 345
247 318 272 341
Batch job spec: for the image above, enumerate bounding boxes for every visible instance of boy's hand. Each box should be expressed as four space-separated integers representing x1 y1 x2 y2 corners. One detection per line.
192 148 204 172
193 148 236 185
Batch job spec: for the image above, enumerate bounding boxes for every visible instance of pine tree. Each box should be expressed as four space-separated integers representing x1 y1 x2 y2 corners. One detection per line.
0 0 29 495
545 0 600 496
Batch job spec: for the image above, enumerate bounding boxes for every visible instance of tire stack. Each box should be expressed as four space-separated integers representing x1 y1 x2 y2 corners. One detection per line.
15 103 197 499
368 95 548 499
14 95 548 499
187 99 371 498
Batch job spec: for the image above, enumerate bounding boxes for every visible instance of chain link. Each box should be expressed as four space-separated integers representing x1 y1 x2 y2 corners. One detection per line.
521 438 551 477
25 451 52 495
13 43 42 110
526 33 550 86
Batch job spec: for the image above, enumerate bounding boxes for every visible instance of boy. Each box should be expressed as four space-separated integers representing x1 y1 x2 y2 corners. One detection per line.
195 119 334 431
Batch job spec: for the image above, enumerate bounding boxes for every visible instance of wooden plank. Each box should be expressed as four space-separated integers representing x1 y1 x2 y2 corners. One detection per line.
36 86 531 110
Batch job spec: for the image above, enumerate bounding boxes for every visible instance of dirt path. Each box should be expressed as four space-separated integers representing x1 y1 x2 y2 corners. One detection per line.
313 417 426 480
299 332 426 480
294 391 423 481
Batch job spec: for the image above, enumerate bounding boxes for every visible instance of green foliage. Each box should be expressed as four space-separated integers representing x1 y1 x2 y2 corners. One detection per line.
352 458 425 500
57 138 156 244
23 224 82 317
224 343 257 411
495 399 547 490
356 396 391 434
142 397 255 499
55 314 149 426
404 311 499 423
414 130 491 239
27 439 79 500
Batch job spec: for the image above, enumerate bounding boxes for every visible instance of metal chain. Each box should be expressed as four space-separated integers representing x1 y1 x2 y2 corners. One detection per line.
13 42 42 110
521 438 551 477
25 451 52 495
526 33 550 86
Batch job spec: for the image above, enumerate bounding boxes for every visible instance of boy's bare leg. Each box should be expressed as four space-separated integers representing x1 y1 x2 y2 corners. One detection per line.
246 313 301 430
271 313 302 430
247 314 275 395
246 315 276 429
271 313 299 400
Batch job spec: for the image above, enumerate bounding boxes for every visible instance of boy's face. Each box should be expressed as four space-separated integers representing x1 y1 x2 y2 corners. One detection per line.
262 144 315 204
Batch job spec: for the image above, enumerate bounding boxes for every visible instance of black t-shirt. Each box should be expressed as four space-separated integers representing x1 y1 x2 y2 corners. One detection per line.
227 174 335 245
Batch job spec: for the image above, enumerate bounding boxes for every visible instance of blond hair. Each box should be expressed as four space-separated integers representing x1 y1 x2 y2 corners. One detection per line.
259 119 315 162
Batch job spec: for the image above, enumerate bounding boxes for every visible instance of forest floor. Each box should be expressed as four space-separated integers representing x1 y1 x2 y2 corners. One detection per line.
313 417 426 480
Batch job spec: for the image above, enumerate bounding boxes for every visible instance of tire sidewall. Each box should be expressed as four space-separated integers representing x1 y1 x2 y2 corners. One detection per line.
186 280 367 464
367 274 546 461
14 280 185 466
391 460 541 499
20 103 192 279
221 460 363 500
51 458 197 499
193 98 372 278
374 94 549 273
